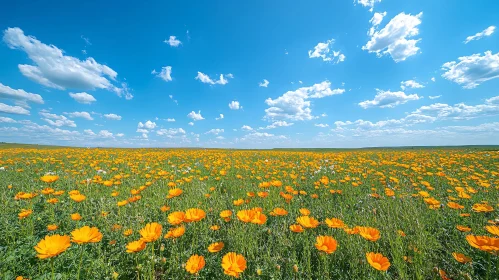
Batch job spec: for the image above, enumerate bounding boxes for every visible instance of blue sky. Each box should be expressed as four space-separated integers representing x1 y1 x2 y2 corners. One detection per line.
1 0 499 148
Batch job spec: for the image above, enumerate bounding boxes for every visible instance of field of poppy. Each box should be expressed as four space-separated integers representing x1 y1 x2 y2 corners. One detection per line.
0 147 498 279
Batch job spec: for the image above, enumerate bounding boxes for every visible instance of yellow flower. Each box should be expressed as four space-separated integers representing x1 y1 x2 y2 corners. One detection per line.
70 194 86 202
184 208 206 222
18 209 33 219
71 213 82 221
47 224 58 231
296 216 319 228
208 242 224 253
452 252 472 263
325 218 345 228
185 255 205 274
126 240 146 253
289 224 304 233
315 235 337 254
168 212 185 225
485 225 499 236
358 227 381 242
40 175 59 183
366 252 390 271
139 222 162 242
34 235 71 259
221 252 246 278
71 226 103 244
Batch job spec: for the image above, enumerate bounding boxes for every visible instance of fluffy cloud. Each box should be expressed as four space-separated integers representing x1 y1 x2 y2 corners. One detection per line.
363 12 423 62
359 89 421 109
356 0 381 12
216 114 224 120
315 123 329 128
65 111 93 120
195 72 233 85
0 83 44 105
464 26 495 44
152 66 172 82
164 36 181 47
3 27 131 99
84 129 96 136
413 101 499 120
39 111 76 127
240 132 287 142
259 121 294 130
264 81 344 121
486 96 499 105
167 118 176 122
157 128 186 137
98 130 113 138
229 101 242 110
400 80 424 90
308 38 345 63
138 120 156 130
187 110 204 121
104 113 122 120
259 79 269 87
241 125 253 131
0 103 30 115
188 122 194 126
441 51 499 89
429 95 441 100
69 92 96 104
205 128 224 135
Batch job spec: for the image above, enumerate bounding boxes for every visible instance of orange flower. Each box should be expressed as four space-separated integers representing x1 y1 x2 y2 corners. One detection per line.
185 255 205 274
466 235 499 253
366 252 390 271
472 203 494 213
71 226 103 244
126 240 146 253
160 205 170 212
168 211 185 225
296 216 319 228
47 224 58 231
233 199 244 206
117 200 128 207
447 202 464 210
289 224 304 233
164 226 185 239
221 252 247 278
208 242 224 253
18 209 33 219
210 225 220 231
34 235 71 259
166 188 183 199
299 208 311 216
70 194 86 202
398 230 406 237
139 222 162 242
325 218 345 228
452 252 472 263
40 175 59 183
71 213 82 221
185 208 206 222
485 225 499 236
270 207 288 216
315 235 337 254
456 225 471 232
358 227 381 242
123 229 133 236
236 209 267 225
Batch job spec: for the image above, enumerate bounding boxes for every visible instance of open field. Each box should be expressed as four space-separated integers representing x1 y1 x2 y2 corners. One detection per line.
1 147 498 279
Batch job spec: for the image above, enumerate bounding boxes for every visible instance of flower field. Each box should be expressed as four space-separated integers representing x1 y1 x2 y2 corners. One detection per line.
1 147 498 279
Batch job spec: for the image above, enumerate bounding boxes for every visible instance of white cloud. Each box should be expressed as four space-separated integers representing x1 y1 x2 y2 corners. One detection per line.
98 130 113 138
264 81 344 121
429 95 441 100
486 96 499 105
65 111 93 120
241 125 253 131
315 123 329 128
205 128 224 135
431 77 436 82
400 80 424 90
370 12 386 26
157 128 186 137
152 66 173 82
138 120 156 130
84 129 96 136
240 132 287 142
0 116 17 123
69 92 96 104
359 89 421 109
116 133 124 137
413 101 499 120
195 72 233 85
187 110 204 121
3 27 130 99
441 51 499 89
363 12 423 62
215 136 225 140
229 101 242 110
167 118 176 122
39 111 76 127
308 38 345 63
259 79 269 87
357 0 381 12
216 114 224 120
259 121 294 130
164 36 181 47
188 122 194 126
464 26 495 44
104 113 122 120
0 83 44 105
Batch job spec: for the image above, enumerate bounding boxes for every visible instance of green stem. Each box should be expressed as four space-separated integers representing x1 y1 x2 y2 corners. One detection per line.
136 254 140 280
76 246 84 280
150 242 155 280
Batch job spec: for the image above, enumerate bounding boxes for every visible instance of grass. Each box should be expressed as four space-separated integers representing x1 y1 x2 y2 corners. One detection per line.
0 146 498 279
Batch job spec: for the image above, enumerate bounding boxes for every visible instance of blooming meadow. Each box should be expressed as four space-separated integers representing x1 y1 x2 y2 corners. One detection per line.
1 147 498 279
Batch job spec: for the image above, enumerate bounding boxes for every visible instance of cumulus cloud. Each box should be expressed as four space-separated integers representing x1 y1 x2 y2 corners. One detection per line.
98 130 113 138
157 128 186 137
65 111 93 120
356 0 381 12
229 101 242 110
241 125 253 131
259 121 294 130
164 36 181 47
3 27 131 99
187 110 204 121
205 128 224 135
413 101 499 120
104 113 122 120
152 66 172 82
259 79 269 87
400 80 424 90
359 89 421 109
308 38 345 63
138 120 156 130
84 129 96 136
69 92 96 104
0 83 44 105
441 51 499 89
315 123 329 128
264 81 344 121
195 72 233 85
464 26 495 44
188 122 194 126
167 118 176 122
240 132 287 142
39 111 76 127
363 12 423 62
216 114 224 120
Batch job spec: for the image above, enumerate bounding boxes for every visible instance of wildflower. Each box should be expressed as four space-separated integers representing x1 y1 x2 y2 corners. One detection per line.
71 213 82 221
185 208 206 222
168 212 185 225
485 225 499 236
452 252 472 263
18 209 33 219
289 224 304 233
126 240 146 253
71 226 103 244
139 222 162 242
358 227 381 242
466 235 499 253
296 216 319 228
185 255 205 274
34 235 71 259
325 218 345 228
315 235 337 254
40 175 59 183
221 252 247 278
47 224 58 231
366 252 390 271
208 242 224 253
